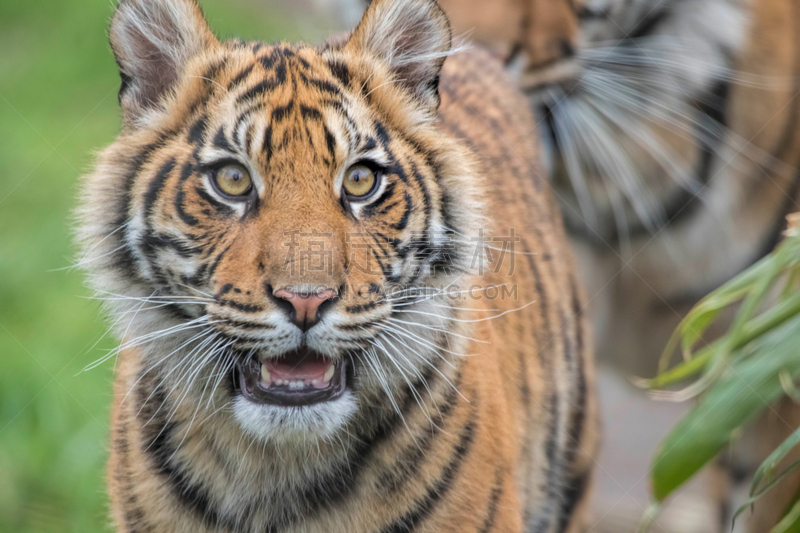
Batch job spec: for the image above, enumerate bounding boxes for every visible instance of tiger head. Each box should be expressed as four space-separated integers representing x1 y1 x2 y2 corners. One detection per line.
515 0 748 245
77 0 483 442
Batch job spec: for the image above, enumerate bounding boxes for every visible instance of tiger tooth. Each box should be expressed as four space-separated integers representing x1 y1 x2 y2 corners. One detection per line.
323 364 335 383
260 364 270 384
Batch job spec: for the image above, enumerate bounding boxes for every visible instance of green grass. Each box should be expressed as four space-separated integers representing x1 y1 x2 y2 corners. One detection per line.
0 1 311 530
639 225 800 531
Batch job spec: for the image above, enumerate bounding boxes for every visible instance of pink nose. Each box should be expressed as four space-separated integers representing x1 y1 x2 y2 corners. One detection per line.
274 288 338 332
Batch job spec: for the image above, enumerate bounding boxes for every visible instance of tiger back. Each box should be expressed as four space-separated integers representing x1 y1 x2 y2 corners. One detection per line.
76 0 597 532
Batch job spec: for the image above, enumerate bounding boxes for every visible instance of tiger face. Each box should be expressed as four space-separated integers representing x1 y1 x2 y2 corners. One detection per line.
515 0 748 243
78 0 481 442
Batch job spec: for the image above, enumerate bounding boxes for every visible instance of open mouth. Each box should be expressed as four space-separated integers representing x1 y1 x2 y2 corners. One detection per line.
237 347 346 407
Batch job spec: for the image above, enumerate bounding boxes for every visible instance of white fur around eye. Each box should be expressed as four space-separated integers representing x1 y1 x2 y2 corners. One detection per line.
337 166 389 218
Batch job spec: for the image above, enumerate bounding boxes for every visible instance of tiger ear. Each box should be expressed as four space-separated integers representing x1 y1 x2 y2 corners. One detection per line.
109 0 218 125
345 0 452 112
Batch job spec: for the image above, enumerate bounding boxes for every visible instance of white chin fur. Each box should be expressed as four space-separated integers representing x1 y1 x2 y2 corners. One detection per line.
233 390 357 442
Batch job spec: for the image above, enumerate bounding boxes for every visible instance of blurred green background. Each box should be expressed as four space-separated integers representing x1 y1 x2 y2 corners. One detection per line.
0 1 322 530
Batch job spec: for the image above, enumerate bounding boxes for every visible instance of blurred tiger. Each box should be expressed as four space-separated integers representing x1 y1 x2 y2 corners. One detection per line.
75 0 598 531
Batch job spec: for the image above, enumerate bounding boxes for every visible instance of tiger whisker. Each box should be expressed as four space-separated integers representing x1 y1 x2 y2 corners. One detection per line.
379 321 469 361
378 327 467 403
370 337 434 435
387 317 488 345
138 330 221 426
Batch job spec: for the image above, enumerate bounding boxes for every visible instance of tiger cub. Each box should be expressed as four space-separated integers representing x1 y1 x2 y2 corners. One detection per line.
76 0 597 531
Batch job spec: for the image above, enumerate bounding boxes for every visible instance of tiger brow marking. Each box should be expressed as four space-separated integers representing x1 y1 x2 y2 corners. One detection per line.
236 59 287 105
326 60 350 88
271 99 295 122
261 125 273 163
233 103 265 145
303 74 341 97
300 104 322 120
187 113 209 146
227 63 254 90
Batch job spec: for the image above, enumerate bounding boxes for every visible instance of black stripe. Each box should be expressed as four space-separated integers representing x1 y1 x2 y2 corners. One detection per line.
194 186 235 217
377 369 463 494
175 163 200 227
327 60 350 88
143 158 177 220
237 64 285 104
212 126 234 152
136 374 250 533
205 243 231 281
115 419 151 533
555 471 591 533
478 469 505 533
233 103 265 147
300 104 322 120
306 77 341 96
624 7 669 41
324 125 336 158
217 298 263 313
142 233 201 258
529 391 562 533
271 99 295 122
262 125 273 162
345 299 385 313
379 415 476 533
362 180 397 218
227 64 254 90
563 281 587 470
390 192 413 230
112 131 178 280
218 318 276 331
187 114 208 145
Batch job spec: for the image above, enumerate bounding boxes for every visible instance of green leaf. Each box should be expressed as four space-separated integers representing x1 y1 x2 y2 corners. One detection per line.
642 292 800 390
650 315 800 501
752 427 800 496
771 498 800 533
733 459 800 526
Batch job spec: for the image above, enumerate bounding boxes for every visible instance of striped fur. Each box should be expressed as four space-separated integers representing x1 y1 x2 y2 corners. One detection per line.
321 0 800 531
76 0 598 531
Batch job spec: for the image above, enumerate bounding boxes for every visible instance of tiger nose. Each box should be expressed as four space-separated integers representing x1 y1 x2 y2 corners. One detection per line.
274 288 338 332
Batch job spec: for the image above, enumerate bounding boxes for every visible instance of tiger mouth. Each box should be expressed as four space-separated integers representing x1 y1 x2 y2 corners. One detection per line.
237 347 347 407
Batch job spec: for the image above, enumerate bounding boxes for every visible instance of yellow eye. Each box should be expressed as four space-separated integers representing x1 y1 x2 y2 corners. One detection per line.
342 164 377 198
213 164 252 197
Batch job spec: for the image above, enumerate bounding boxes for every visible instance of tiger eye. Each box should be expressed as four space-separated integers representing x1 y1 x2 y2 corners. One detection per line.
214 164 252 197
342 165 377 198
